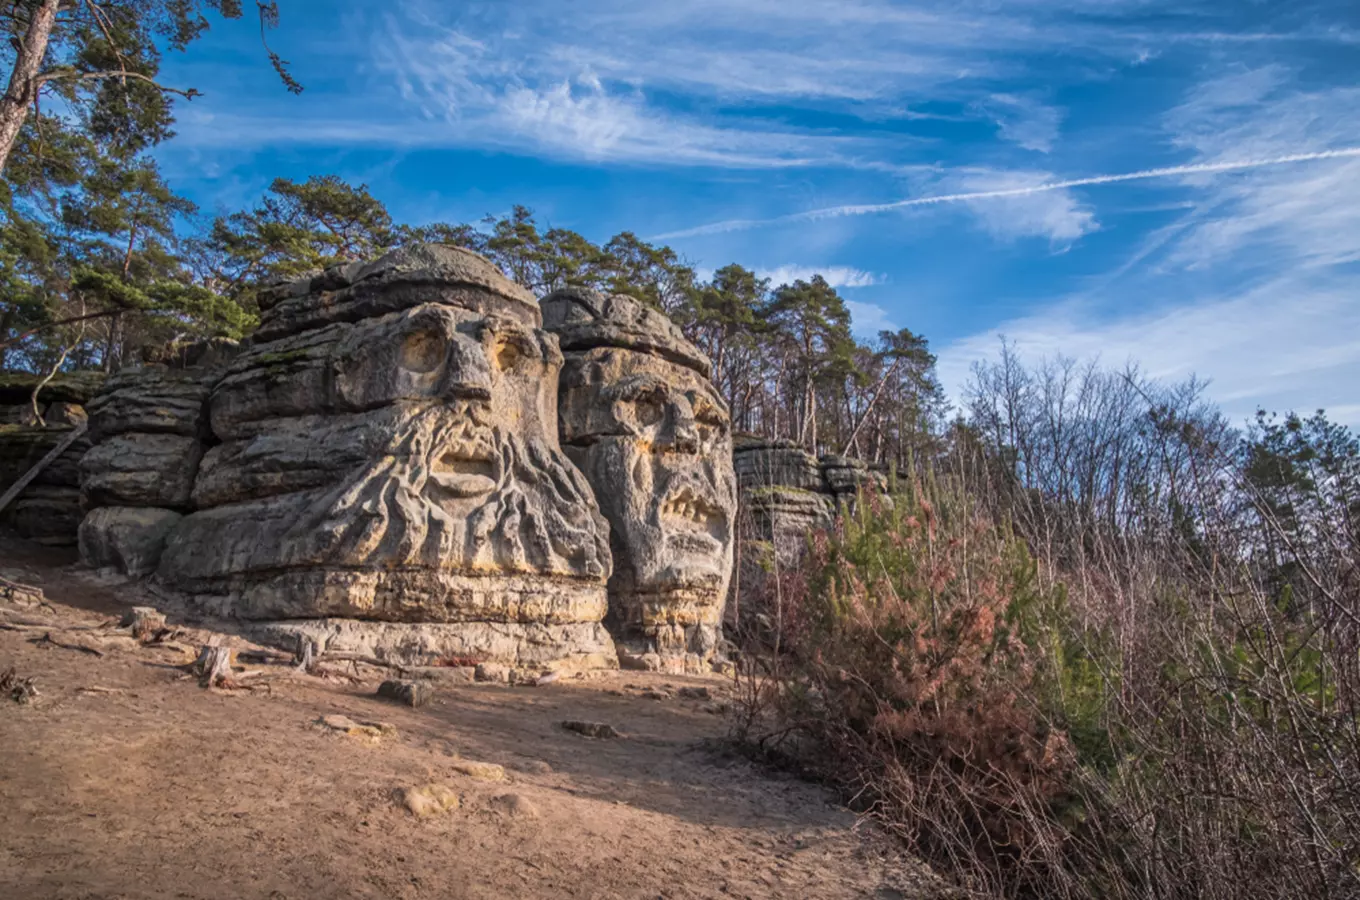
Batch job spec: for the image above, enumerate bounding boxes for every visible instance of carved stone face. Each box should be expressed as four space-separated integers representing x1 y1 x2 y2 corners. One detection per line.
559 346 736 621
162 302 611 621
289 304 606 580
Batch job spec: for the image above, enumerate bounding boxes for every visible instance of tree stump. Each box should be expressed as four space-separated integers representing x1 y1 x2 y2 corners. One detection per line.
294 637 316 673
120 607 166 642
194 645 235 688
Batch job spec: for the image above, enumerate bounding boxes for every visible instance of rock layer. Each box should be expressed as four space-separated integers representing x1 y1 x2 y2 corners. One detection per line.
543 287 737 673
0 373 99 545
732 438 888 630
78 352 229 573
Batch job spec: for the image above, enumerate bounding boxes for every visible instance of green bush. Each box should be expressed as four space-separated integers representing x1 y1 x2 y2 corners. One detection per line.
739 476 1126 897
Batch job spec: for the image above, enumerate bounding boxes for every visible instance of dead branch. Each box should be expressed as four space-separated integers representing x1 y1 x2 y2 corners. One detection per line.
29 631 104 656
35 67 200 99
0 576 45 604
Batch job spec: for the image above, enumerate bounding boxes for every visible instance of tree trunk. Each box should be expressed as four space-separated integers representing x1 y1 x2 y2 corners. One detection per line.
0 0 62 175
0 307 13 369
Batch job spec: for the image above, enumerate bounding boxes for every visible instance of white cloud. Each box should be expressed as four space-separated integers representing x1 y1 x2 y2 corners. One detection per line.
977 94 1063 153
652 148 1360 239
1158 70 1360 271
361 0 1212 172
938 67 1360 428
952 169 1096 243
845 300 898 339
756 265 883 288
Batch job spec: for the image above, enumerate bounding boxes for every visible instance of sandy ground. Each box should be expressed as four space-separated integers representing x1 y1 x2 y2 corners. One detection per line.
0 537 948 900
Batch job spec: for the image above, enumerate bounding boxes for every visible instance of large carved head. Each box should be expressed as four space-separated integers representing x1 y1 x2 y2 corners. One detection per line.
542 289 736 642
162 246 612 625
287 301 610 581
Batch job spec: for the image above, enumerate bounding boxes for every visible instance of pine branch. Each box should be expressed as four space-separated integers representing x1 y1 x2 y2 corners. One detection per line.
36 67 201 99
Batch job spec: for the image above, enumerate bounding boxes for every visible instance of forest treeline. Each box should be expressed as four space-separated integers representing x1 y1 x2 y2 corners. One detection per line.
3 154 948 463
1 4 942 463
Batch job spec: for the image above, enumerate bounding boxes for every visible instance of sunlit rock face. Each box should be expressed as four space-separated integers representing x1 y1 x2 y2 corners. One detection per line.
542 288 737 673
156 245 616 670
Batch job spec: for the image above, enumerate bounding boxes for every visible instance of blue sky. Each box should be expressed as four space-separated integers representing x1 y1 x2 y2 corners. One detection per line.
152 0 1360 425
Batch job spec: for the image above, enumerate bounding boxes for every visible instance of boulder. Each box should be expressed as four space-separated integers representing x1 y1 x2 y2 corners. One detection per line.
85 366 213 442
8 485 84 546
80 432 203 508
252 243 540 343
819 454 887 497
733 439 823 492
78 506 183 576
0 371 104 407
541 286 711 378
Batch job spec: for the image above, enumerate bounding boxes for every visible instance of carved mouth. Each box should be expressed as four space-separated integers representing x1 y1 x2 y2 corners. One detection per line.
659 488 725 550
429 445 497 498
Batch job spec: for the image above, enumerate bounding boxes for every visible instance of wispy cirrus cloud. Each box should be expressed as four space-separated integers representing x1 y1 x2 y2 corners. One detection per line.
362 0 1246 172
756 265 884 288
939 66 1360 427
937 274 1360 427
976 94 1063 153
652 147 1360 239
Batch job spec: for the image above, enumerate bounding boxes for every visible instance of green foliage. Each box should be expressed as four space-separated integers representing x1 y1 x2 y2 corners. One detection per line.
742 475 1126 896
3 0 297 160
203 175 401 307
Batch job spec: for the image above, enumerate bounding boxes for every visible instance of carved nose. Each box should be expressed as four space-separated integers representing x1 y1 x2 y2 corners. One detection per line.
441 338 494 401
665 408 700 455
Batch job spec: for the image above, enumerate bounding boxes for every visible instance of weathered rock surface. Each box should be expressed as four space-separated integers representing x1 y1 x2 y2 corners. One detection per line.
0 371 104 407
78 506 183 576
734 439 824 493
80 432 203 508
542 287 711 377
85 366 214 442
252 243 540 343
543 287 737 674
0 423 91 545
74 346 237 574
155 245 615 670
731 438 889 628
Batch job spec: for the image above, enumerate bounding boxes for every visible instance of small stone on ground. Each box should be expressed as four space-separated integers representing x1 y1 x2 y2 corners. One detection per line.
377 679 431 708
401 784 460 818
562 720 620 739
450 760 506 782
489 792 540 819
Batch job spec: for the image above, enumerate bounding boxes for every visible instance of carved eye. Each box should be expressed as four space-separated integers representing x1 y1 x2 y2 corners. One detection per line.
495 341 525 374
633 395 664 427
400 330 445 374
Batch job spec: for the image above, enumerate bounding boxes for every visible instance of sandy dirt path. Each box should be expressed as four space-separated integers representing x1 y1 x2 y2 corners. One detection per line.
0 540 946 900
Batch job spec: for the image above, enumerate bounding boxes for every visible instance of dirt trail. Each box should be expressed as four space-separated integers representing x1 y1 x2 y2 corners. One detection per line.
0 538 946 900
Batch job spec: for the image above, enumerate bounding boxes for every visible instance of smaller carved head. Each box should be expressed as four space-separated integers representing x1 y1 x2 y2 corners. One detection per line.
559 346 735 605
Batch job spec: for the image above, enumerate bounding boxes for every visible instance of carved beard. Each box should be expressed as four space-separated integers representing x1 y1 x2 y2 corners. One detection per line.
283 404 609 580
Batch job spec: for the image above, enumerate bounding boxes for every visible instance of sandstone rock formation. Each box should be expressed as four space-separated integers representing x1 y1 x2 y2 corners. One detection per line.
732 438 887 625
77 344 233 575
0 372 102 545
543 287 737 672
154 245 616 670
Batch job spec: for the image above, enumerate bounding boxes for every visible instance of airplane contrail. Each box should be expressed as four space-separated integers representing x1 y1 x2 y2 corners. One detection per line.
652 147 1360 240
